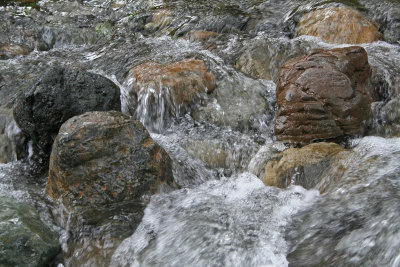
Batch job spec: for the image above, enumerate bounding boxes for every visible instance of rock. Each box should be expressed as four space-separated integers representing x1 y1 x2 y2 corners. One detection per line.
0 113 27 163
13 67 121 161
182 135 258 171
0 111 14 163
144 10 173 33
0 43 30 60
192 73 276 132
296 6 382 44
0 197 60 266
187 31 219 42
126 58 215 130
234 37 315 81
95 22 114 40
382 96 400 125
263 142 351 191
235 42 274 80
380 8 400 44
183 139 228 169
46 111 176 225
374 95 400 137
0 0 38 6
61 210 144 267
274 46 374 144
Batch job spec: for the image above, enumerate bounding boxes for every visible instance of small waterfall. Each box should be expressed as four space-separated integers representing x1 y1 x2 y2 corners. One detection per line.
135 85 179 132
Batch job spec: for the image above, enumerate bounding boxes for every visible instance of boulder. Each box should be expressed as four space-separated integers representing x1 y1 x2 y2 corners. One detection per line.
0 197 60 266
126 58 215 130
263 142 351 191
274 46 374 144
13 67 121 161
46 111 176 225
296 6 382 44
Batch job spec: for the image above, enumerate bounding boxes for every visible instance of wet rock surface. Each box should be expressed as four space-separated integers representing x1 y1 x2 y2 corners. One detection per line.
0 43 30 60
0 197 60 267
192 73 276 132
46 111 175 224
13 67 121 161
235 37 316 81
0 0 399 266
296 6 382 44
373 95 400 137
263 142 351 191
275 46 374 144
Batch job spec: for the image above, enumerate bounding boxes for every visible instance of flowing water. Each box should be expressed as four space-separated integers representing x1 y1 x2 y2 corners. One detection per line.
0 0 400 266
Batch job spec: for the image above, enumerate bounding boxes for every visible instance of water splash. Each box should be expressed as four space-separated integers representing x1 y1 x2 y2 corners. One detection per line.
111 173 319 267
287 137 400 266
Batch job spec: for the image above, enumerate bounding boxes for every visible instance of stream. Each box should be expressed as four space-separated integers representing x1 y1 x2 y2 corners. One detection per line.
0 0 400 266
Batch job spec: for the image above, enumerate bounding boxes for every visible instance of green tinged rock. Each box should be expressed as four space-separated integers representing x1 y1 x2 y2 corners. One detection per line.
0 197 60 267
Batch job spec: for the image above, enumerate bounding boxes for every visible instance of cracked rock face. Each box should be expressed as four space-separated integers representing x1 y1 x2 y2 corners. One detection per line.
274 46 374 144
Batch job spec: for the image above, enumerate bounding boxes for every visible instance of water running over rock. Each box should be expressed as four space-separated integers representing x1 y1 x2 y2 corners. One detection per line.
0 0 399 266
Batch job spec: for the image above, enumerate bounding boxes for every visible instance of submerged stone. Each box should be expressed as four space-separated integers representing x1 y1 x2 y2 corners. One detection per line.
0 197 60 267
13 67 121 162
296 6 382 44
192 73 276 132
263 142 351 192
234 37 315 81
274 46 374 144
46 111 176 225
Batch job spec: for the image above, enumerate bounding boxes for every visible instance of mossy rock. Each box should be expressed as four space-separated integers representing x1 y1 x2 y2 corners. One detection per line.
0 197 60 267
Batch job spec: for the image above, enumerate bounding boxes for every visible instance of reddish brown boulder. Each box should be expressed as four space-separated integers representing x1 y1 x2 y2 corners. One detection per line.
274 46 374 144
296 6 382 44
128 58 216 107
46 111 176 224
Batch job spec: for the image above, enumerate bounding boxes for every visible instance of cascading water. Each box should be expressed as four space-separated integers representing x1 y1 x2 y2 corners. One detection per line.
0 0 400 266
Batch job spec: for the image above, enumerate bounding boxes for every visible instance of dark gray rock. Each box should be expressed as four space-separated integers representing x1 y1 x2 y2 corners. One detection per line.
13 67 121 162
